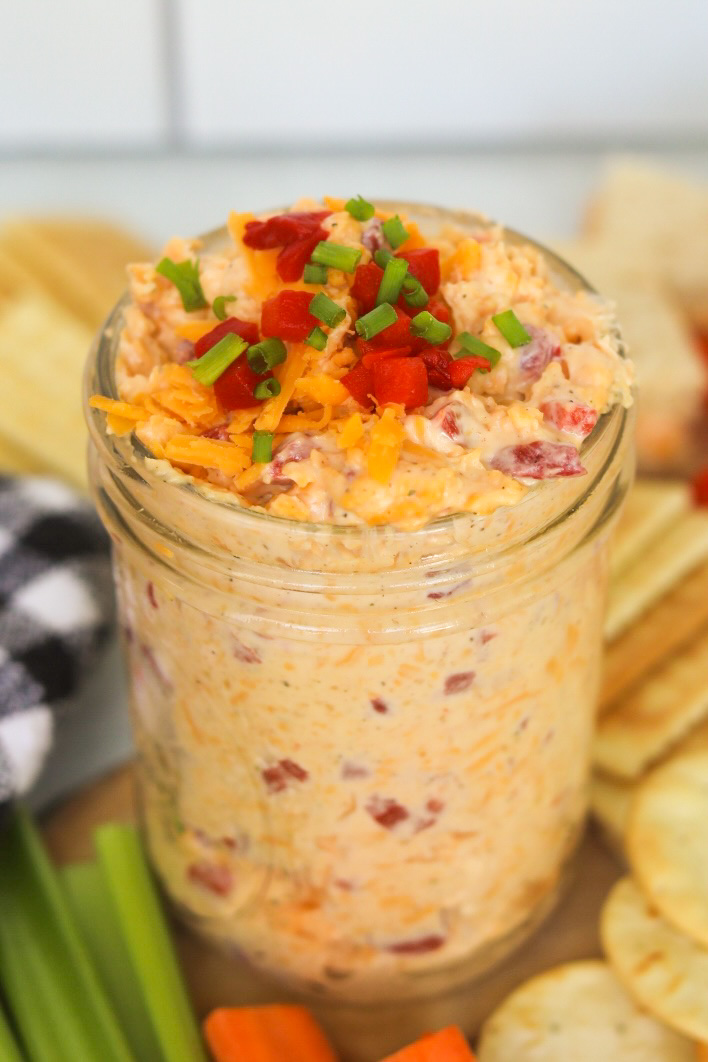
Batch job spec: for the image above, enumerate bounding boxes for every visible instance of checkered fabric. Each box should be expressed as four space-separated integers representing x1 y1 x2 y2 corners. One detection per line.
0 475 113 803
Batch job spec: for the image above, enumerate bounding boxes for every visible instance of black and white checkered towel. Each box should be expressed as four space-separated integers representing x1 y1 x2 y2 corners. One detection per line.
0 475 113 804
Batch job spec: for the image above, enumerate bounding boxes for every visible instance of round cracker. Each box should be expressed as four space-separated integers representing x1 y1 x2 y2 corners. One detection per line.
601 876 708 1042
628 748 708 946
477 960 694 1061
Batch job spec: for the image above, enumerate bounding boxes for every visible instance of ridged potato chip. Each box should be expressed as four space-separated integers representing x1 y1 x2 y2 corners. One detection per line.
477 960 695 1060
627 749 708 946
601 877 708 1043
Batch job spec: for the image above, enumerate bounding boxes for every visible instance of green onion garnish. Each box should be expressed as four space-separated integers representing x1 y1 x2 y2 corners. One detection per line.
376 257 408 306
374 248 395 270
306 326 328 351
345 195 375 221
212 294 236 320
492 309 532 348
309 292 346 328
311 241 362 273
155 257 208 312
95 825 207 1062
303 262 328 284
410 310 452 345
252 430 274 463
254 377 281 400
456 332 502 368
246 337 287 375
402 274 429 308
189 334 246 385
355 302 397 340
382 215 409 249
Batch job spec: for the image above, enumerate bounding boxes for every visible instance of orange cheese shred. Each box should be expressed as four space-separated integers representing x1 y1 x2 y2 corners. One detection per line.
277 406 332 433
89 395 149 421
337 412 364 449
254 346 308 432
441 238 481 282
164 435 250 476
367 407 404 484
293 375 349 407
175 320 215 341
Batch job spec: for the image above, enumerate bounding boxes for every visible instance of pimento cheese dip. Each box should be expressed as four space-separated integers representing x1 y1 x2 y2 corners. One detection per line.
86 199 633 1009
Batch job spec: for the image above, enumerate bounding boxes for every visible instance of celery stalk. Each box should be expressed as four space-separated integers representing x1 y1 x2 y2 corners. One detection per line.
0 807 133 1062
61 863 165 1062
0 998 24 1062
95 826 207 1062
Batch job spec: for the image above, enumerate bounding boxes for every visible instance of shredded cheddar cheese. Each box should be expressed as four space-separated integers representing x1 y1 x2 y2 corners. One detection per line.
367 407 405 485
337 412 364 449
175 320 215 341
164 435 250 476
254 346 308 432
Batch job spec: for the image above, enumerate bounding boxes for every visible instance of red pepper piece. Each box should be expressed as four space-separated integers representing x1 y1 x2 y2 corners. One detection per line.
358 305 415 354
693 466 708 507
341 360 375 409
448 355 490 389
373 357 428 409
195 316 259 358
419 347 453 390
242 211 331 250
351 261 384 314
261 290 318 342
213 355 265 410
361 345 412 369
276 226 328 282
395 247 440 295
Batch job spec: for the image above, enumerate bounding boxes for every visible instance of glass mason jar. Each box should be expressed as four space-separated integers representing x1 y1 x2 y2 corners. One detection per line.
84 204 633 1056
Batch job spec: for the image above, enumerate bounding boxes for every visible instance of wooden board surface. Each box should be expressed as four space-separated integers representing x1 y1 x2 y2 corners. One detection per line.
42 761 623 1061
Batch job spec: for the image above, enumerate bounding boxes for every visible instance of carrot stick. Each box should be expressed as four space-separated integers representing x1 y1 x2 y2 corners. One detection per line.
378 1026 477 1061
204 1004 339 1062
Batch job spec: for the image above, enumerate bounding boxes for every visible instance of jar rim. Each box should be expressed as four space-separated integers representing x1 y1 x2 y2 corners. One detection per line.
84 200 630 550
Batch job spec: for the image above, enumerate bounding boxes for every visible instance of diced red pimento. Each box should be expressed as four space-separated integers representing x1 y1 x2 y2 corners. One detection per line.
194 316 260 358
187 861 233 896
518 325 561 381
386 934 445 955
262 758 309 793
213 356 265 409
341 361 375 409
277 227 328 283
693 466 708 507
366 795 409 829
448 356 491 389
261 290 318 342
420 347 453 390
395 247 440 296
540 400 598 438
358 305 414 354
373 357 428 409
490 440 586 478
242 211 331 249
351 261 384 314
361 346 413 370
444 672 475 695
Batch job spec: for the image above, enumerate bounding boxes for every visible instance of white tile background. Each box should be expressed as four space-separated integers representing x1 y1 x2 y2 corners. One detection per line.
1 0 707 151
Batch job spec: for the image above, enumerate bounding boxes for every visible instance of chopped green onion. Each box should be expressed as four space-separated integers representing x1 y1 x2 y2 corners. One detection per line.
155 257 208 312
188 334 246 386
0 806 134 1062
306 326 328 351
382 215 409 249
492 309 532 348
373 248 395 270
212 294 236 320
252 430 274 463
376 257 408 306
246 337 287 375
309 292 346 328
355 302 397 340
303 262 328 284
0 1004 22 1062
95 824 207 1062
402 274 429 308
456 332 502 369
311 241 362 273
61 861 164 1062
410 310 452 346
345 195 375 221
254 377 281 400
